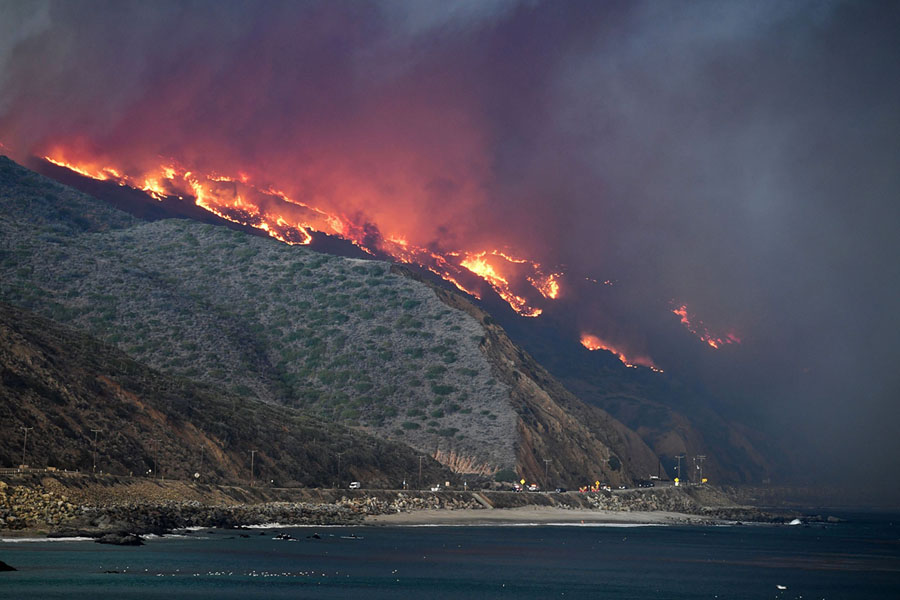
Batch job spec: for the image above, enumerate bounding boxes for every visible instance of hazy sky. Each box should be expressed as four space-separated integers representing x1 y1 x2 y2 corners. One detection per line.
2 0 898 487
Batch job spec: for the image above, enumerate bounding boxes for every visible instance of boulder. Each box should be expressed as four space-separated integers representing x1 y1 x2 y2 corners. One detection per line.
95 533 144 546
0 560 16 572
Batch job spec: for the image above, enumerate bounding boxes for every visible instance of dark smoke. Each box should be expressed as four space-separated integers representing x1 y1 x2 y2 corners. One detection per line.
2 0 899 494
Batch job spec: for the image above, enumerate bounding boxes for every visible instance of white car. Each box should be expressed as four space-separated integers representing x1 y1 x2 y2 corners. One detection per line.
430 485 441 492
348 481 361 489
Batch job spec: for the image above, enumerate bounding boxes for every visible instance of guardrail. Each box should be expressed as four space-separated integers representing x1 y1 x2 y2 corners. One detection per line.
0 467 86 477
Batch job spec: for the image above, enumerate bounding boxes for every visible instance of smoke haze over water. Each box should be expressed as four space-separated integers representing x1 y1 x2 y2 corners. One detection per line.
2 0 899 492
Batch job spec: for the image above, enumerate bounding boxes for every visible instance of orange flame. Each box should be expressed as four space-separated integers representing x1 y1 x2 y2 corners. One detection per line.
580 333 663 372
529 272 560 299
43 156 121 181
672 304 741 349
461 252 542 317
39 152 562 317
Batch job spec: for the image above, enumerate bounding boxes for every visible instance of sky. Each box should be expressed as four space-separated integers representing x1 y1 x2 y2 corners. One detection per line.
1 0 899 490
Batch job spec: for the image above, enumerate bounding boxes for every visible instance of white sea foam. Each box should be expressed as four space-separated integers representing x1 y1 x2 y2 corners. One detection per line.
392 522 668 528
0 536 94 543
244 523 349 529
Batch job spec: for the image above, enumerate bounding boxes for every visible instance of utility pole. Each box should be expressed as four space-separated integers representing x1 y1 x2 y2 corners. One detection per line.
695 455 707 484
90 429 102 473
152 438 160 479
198 445 204 478
543 459 551 483
337 451 344 488
675 454 685 485
21 427 33 468
418 456 424 490
250 450 257 487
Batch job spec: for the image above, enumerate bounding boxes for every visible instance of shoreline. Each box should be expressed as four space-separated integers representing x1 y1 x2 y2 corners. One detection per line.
1 475 804 540
365 507 720 526
0 508 721 540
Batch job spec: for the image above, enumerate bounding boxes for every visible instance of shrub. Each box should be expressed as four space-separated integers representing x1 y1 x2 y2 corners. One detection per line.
494 468 517 482
425 365 447 379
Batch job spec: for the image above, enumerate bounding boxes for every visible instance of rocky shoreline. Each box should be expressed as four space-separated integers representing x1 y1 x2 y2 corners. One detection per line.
1 476 809 544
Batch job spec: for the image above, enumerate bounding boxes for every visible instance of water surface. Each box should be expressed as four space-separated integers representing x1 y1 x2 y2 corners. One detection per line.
2 513 898 599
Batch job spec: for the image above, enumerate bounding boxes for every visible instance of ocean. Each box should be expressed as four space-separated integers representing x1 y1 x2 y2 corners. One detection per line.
2 513 898 599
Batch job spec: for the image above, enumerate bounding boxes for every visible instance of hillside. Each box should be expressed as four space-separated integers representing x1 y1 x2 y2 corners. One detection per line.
0 301 452 487
27 158 781 485
0 156 657 485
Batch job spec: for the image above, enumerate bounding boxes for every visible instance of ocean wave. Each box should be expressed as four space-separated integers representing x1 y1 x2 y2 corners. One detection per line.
388 522 669 528
0 536 95 543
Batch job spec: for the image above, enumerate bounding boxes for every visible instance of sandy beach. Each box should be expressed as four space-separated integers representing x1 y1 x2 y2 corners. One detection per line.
365 507 718 526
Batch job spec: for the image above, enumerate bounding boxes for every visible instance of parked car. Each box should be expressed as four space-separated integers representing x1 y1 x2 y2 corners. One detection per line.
348 481 361 489
554 487 567 493
527 484 539 492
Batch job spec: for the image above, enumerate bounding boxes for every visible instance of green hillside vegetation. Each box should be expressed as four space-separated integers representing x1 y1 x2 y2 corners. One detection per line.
0 157 517 471
0 301 452 487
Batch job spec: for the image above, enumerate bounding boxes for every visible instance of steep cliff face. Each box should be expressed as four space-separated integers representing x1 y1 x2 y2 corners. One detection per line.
396 268 660 487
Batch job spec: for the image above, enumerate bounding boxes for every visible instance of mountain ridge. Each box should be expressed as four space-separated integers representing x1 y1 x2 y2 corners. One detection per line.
1 155 657 486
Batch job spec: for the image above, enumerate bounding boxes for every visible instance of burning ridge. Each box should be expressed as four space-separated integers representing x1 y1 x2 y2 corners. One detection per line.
41 153 560 318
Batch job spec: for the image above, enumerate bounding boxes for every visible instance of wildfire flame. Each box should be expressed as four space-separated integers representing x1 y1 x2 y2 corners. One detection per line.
672 304 741 349
529 272 560 299
43 156 122 182
459 251 542 317
580 333 663 372
39 152 560 317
